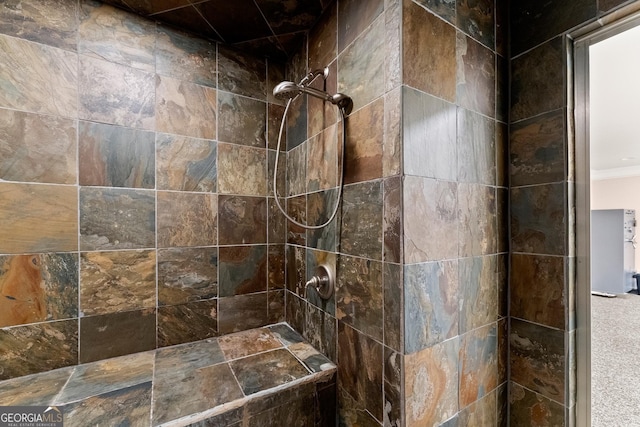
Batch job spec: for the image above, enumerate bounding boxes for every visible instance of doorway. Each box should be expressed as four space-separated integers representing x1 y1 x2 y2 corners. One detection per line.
574 12 640 427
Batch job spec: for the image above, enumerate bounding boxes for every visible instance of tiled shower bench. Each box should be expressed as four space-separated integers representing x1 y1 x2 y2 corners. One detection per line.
0 323 337 426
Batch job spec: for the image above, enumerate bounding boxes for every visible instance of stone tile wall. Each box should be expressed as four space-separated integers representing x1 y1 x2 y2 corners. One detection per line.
400 0 508 426
508 0 640 425
0 0 286 378
283 0 508 425
281 0 405 425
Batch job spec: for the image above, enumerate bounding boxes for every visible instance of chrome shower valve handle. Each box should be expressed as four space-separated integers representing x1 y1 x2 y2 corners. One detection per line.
305 264 334 300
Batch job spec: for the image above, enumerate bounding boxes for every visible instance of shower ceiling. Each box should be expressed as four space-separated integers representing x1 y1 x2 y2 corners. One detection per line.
102 0 333 60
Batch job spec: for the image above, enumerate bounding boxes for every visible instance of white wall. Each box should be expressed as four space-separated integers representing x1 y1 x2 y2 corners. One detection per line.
591 175 640 269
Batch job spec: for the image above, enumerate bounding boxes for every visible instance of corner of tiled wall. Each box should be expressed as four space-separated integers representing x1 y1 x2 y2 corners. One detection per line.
0 0 286 378
280 0 406 425
400 0 508 426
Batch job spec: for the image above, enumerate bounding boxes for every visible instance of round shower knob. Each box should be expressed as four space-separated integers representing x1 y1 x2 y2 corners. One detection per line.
305 264 334 300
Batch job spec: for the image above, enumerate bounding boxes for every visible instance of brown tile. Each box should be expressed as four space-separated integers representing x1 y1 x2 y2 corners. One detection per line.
384 87 402 177
155 75 216 139
156 133 217 192
79 56 154 129
152 4 221 43
288 342 335 373
268 103 287 151
79 309 156 363
268 196 286 243
80 250 155 316
0 109 76 184
0 34 77 118
80 187 155 251
218 92 266 148
0 366 73 405
230 348 309 395
154 338 225 377
268 245 286 290
62 382 152 427
79 1 155 72
404 338 459 426
286 245 306 297
218 46 266 99
306 189 340 252
496 121 508 187
456 33 495 118
285 292 305 335
459 324 498 407
340 181 383 260
218 293 270 334
384 177 403 264
509 382 566 426
511 254 567 330
511 0 596 56
510 319 566 403
309 2 337 71
599 0 630 12
157 191 217 248
413 0 455 23
287 141 307 197
385 0 402 94
156 25 216 87
336 255 383 341
219 245 268 297
338 16 385 111
0 183 78 254
511 183 567 255
457 0 494 49
404 260 458 354
384 347 404 427
384 262 403 353
458 184 497 257
510 109 566 186
496 54 508 122
457 107 496 185
157 300 218 347
338 385 382 426
403 0 456 102
287 195 307 246
78 121 155 189
403 177 457 263
217 143 267 196
158 247 218 306
0 320 78 380
218 195 267 245
268 290 284 325
307 124 339 192
0 253 78 328
153 362 243 425
511 37 565 122
304 302 337 362
0 0 78 51
218 328 283 360
55 351 153 404
459 256 498 333
337 0 384 52
338 322 383 421
459 389 497 425
344 98 384 184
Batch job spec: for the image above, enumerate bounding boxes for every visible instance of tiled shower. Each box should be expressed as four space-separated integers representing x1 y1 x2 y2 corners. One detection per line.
4 0 639 425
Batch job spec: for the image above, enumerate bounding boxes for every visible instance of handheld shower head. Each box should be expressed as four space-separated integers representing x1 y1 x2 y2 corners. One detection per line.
273 81 353 114
273 81 301 100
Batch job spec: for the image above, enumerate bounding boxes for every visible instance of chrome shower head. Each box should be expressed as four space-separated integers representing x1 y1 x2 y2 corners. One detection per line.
273 81 301 100
273 73 352 114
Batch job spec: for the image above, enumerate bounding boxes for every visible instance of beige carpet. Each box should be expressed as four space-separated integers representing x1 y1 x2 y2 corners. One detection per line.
592 293 640 426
